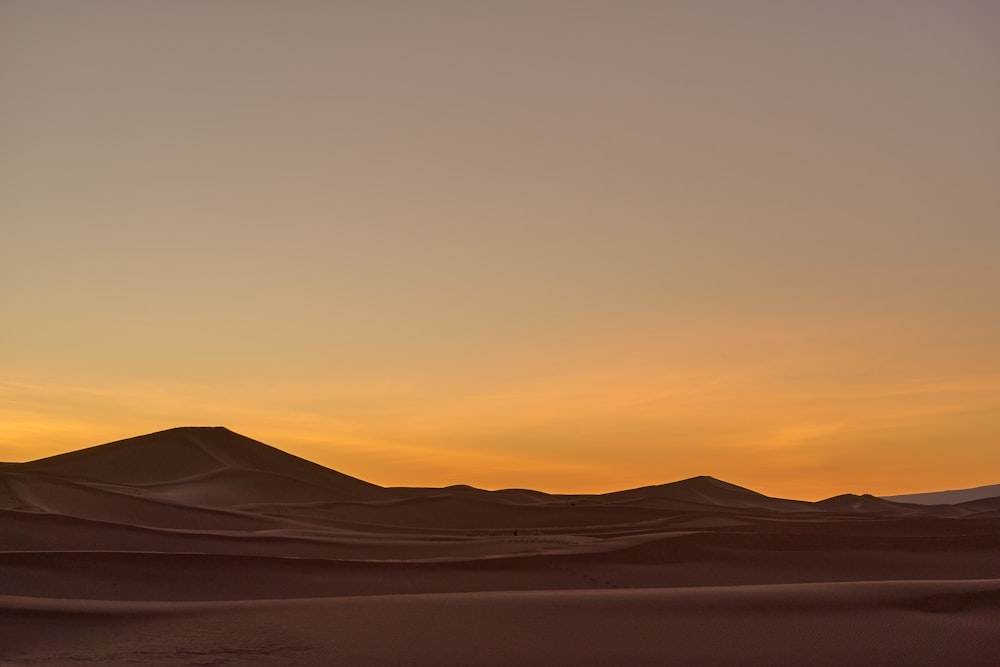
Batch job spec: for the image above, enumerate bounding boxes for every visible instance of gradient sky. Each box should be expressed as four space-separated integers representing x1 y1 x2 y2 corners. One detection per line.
3 1 998 500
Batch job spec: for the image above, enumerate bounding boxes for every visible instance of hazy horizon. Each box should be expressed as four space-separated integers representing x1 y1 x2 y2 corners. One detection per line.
4 412 995 501
3 1 999 501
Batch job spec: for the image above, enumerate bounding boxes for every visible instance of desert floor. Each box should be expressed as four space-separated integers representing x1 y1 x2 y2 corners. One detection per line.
3 427 999 665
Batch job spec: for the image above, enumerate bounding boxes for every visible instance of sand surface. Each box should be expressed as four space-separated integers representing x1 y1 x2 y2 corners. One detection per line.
3 427 999 665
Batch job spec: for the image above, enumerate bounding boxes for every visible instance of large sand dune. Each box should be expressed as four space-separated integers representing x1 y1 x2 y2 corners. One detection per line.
3 427 999 665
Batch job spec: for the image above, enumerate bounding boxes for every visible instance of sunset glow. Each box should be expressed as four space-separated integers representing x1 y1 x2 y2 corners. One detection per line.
3 1 998 500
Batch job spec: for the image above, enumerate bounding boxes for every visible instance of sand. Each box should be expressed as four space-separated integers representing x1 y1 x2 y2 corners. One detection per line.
3 427 999 665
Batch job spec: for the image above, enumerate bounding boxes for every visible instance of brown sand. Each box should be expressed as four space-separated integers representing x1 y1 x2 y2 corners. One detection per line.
3 427 999 665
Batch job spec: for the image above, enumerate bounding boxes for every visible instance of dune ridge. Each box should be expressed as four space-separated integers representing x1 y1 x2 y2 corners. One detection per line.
3 426 999 665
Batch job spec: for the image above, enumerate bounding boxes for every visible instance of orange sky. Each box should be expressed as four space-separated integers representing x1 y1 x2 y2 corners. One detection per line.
2 1 999 500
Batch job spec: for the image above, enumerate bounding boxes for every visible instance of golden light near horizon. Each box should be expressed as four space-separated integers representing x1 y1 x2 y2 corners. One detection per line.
2 1 999 501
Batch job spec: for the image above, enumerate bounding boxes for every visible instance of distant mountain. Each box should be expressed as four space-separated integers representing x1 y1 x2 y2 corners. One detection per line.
882 484 1000 506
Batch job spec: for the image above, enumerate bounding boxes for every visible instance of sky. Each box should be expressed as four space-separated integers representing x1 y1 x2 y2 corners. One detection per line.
2 1 998 500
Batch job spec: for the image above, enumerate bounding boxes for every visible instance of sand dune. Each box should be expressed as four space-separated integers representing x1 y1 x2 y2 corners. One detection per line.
950 495 1000 518
18 427 391 501
4 582 999 666
813 492 926 514
3 426 999 665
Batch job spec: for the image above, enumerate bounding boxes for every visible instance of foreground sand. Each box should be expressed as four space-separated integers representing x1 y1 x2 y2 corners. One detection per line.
3 428 999 665
4 581 1000 666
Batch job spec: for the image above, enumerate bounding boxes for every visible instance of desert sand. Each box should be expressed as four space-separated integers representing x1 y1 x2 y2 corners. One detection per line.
3 426 999 665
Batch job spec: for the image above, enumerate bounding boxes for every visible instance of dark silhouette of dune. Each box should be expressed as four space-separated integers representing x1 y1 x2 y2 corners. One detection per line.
3 426 999 665
593 475 816 512
389 483 555 505
950 495 1000 518
19 426 392 504
814 493 924 514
